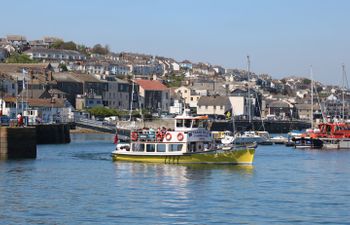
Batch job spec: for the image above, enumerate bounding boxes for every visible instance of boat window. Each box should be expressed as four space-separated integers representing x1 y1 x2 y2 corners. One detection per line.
198 120 208 129
157 144 166 152
132 143 144 152
184 119 191 128
146 144 156 152
176 119 183 127
192 119 199 128
169 144 183 152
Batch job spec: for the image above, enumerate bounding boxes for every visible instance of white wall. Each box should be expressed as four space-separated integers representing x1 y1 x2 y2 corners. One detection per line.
229 96 245 116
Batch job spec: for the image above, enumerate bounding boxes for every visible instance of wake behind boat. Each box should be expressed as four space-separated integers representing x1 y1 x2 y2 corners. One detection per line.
111 110 255 164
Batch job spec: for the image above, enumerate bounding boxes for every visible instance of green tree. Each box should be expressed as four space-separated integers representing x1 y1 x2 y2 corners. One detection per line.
91 44 109 55
58 63 68 72
60 41 77 50
51 40 64 49
50 40 77 50
87 106 117 117
6 53 37 63
166 74 185 88
303 78 311 85
77 44 88 55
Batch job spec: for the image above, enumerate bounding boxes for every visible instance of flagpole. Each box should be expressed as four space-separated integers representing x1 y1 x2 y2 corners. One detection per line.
16 76 18 117
21 77 24 114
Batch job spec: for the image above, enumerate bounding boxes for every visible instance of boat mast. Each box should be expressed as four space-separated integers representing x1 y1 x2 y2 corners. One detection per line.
310 66 314 128
129 74 135 121
342 64 346 121
247 55 251 124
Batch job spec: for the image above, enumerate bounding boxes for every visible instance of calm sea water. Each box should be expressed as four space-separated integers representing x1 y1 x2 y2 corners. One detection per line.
0 133 350 225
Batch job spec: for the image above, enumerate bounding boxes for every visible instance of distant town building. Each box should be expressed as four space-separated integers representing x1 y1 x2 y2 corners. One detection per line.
134 79 170 113
197 96 231 117
103 78 130 110
76 93 103 110
25 49 87 62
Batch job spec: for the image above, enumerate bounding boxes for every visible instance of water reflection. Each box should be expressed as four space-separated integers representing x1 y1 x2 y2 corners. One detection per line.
71 133 114 142
113 162 254 179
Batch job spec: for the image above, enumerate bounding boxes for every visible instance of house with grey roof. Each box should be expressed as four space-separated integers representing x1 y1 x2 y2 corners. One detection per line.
264 100 295 119
197 96 231 117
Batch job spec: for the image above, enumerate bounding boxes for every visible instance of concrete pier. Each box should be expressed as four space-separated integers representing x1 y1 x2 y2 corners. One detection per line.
0 127 37 159
0 124 71 159
35 124 71 144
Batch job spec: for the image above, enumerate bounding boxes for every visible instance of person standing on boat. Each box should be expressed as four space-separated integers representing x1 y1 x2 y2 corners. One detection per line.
114 130 119 144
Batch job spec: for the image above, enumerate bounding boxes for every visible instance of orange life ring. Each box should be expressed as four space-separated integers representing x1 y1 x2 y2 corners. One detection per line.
165 133 172 141
177 133 184 141
131 132 138 141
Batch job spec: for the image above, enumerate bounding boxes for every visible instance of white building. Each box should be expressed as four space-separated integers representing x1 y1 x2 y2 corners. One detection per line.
25 49 87 62
229 96 245 116
169 99 183 115
175 86 207 108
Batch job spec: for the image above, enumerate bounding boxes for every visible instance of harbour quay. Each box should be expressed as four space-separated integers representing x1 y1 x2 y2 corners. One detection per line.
0 124 70 159
211 119 311 133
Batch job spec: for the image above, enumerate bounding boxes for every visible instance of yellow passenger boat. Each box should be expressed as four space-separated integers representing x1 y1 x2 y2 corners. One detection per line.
111 110 255 164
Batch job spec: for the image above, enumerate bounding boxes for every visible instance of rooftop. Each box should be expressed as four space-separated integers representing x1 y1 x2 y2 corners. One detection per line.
197 96 230 106
134 79 168 91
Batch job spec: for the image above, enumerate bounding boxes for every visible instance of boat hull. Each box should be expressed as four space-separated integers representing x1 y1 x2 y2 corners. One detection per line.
292 137 323 149
112 149 255 164
321 138 350 149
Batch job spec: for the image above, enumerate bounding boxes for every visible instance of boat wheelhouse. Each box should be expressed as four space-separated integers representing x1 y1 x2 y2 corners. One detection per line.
112 110 255 164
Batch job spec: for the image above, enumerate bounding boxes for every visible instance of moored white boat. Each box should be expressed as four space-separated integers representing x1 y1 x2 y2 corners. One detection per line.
221 130 269 145
270 135 288 144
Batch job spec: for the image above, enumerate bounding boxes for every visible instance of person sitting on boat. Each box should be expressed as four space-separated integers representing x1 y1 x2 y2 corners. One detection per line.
148 128 156 141
141 127 151 141
156 128 163 141
161 127 167 136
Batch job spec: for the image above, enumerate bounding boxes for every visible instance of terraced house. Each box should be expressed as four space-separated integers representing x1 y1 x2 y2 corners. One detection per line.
25 48 86 62
134 79 170 113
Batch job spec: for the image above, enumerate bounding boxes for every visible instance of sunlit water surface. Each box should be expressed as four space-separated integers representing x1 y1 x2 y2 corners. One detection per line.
0 133 349 224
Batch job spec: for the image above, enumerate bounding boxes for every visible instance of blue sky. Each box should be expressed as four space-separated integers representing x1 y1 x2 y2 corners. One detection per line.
1 0 350 85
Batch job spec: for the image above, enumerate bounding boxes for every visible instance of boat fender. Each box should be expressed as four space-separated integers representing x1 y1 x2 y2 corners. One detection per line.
165 133 172 141
177 133 184 141
131 132 138 141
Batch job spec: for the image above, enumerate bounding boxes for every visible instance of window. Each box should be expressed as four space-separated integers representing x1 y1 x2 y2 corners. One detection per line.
176 119 183 127
191 97 193 101
198 120 208 129
157 144 166 152
205 106 208 109
184 119 191 128
132 143 144 152
169 144 183 152
146 144 156 152
192 120 199 128
220 106 223 110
